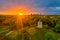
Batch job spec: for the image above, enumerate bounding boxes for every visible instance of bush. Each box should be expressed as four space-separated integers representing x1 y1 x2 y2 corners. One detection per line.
6 30 22 40
23 30 30 40
44 30 56 40
55 24 60 33
43 25 49 29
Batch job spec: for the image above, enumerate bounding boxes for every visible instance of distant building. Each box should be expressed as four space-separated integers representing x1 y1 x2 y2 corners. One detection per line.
37 21 43 28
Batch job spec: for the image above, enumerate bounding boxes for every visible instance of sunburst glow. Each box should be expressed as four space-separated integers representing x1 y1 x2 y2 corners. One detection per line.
19 13 23 15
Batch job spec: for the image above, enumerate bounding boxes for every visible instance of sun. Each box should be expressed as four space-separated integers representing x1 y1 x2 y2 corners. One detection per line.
19 13 23 15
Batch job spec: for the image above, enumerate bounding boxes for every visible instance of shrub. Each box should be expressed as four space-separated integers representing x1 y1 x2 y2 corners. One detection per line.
44 30 56 40
55 24 60 33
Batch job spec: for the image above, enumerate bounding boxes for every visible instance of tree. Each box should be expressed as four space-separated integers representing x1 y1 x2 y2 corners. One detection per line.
44 29 56 40
55 23 60 33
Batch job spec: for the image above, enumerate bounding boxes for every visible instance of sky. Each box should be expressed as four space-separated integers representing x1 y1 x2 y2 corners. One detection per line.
0 0 60 15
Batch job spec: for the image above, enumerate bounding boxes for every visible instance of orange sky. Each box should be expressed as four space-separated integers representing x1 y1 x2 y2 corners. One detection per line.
0 5 32 15
0 5 44 15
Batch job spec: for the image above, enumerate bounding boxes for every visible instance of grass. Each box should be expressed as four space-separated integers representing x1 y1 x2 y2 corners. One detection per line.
0 25 60 40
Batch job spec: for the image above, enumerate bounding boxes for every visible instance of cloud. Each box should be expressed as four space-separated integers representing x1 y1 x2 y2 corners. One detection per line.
56 7 60 9
43 7 60 15
0 0 60 15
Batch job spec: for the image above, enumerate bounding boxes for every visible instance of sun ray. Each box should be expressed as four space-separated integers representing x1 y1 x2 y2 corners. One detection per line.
19 13 23 15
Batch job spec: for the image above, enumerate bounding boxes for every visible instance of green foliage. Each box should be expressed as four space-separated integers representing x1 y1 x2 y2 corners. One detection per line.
43 25 49 29
33 30 43 40
44 30 56 40
6 30 22 40
0 26 10 36
55 24 60 32
1 15 60 40
23 30 30 40
5 30 30 40
41 16 56 28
